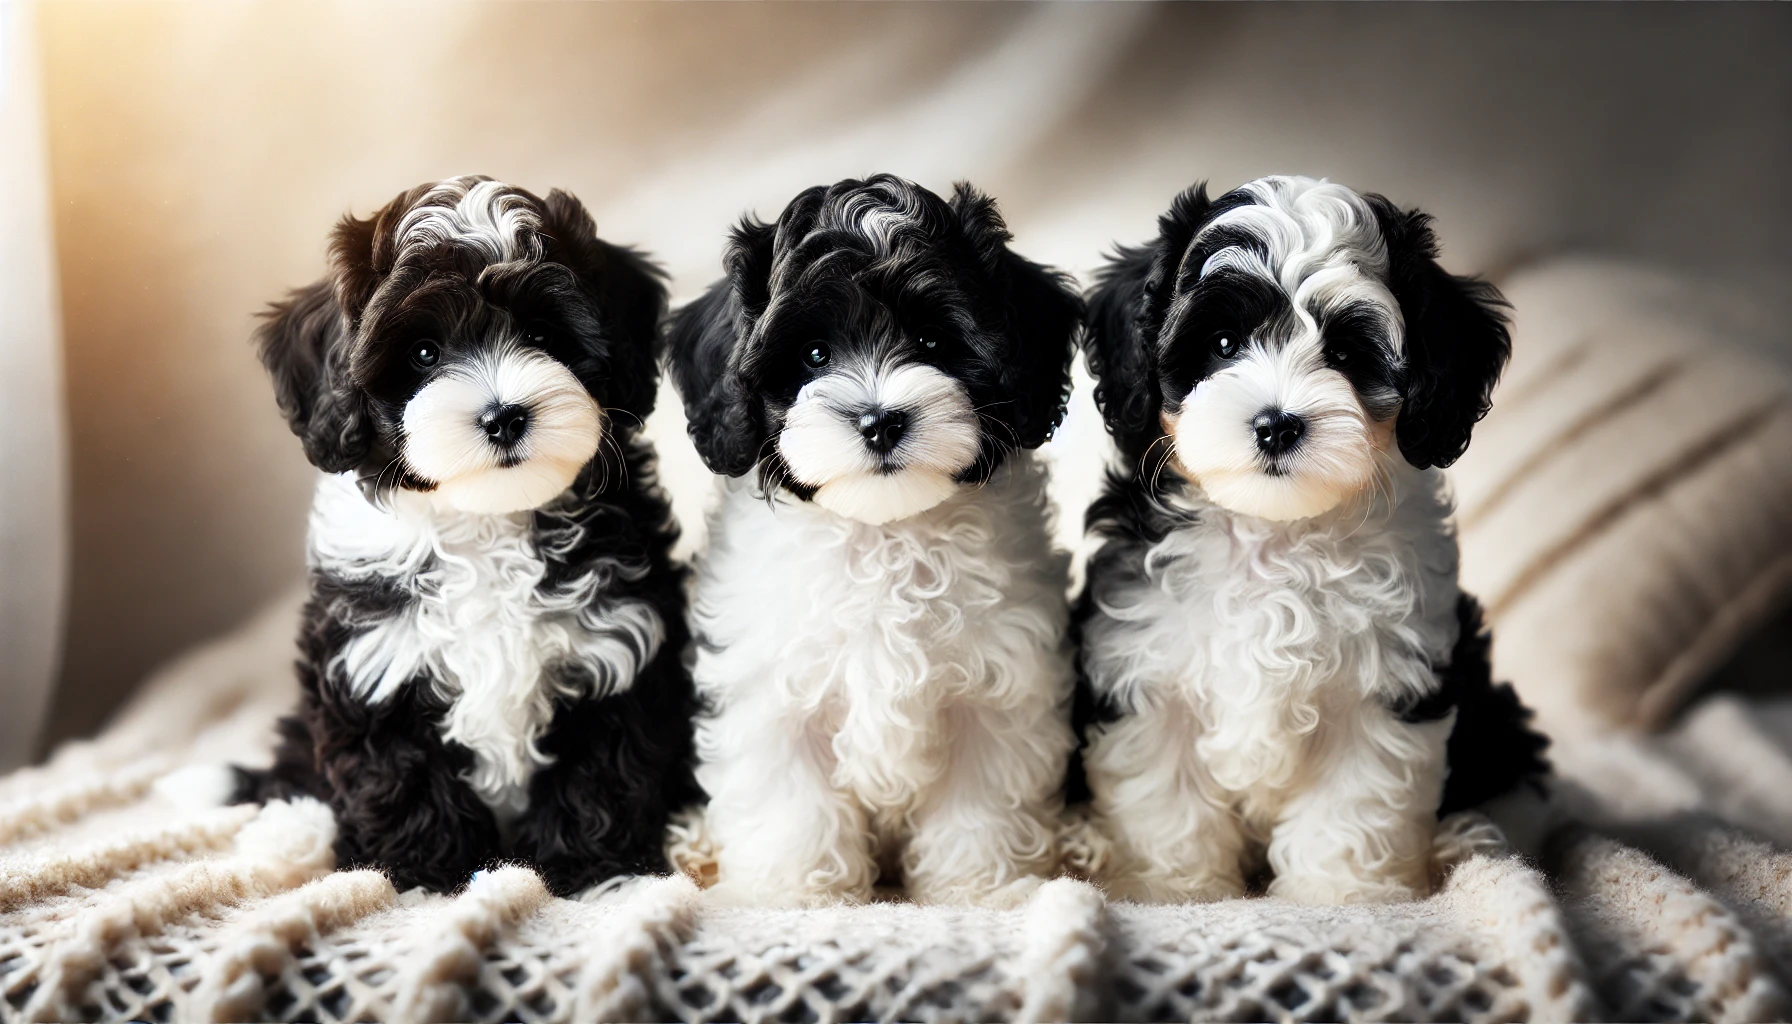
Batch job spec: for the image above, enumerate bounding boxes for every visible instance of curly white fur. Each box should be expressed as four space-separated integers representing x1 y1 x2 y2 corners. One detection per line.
689 453 1074 907
1082 460 1462 905
309 473 663 824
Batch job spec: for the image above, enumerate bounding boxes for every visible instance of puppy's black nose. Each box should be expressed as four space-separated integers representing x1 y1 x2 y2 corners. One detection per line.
857 408 908 454
1253 409 1306 456
480 404 530 448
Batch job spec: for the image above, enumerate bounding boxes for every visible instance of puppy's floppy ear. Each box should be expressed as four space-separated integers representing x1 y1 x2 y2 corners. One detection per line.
949 183 1082 448
667 217 777 477
256 275 370 473
259 192 424 473
1084 183 1212 462
1370 198 1512 469
539 188 670 422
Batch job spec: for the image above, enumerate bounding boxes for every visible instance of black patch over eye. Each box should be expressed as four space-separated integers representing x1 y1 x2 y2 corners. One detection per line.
410 341 440 369
803 342 831 369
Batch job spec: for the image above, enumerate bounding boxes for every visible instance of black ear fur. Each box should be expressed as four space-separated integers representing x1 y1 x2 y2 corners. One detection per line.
949 183 1083 448
540 189 669 424
255 277 370 473
1371 198 1512 469
1084 184 1213 463
667 218 778 477
997 248 1083 447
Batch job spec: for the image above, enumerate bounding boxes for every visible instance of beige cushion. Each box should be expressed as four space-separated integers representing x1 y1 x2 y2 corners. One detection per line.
1454 258 1792 735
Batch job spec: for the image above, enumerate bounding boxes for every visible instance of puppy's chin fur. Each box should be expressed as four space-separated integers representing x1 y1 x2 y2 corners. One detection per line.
401 345 603 514
430 461 592 515
812 471 960 525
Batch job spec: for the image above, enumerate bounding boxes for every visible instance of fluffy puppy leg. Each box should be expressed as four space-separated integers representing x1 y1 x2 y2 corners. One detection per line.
1267 710 1450 904
274 664 500 893
511 674 697 897
699 694 875 907
903 696 1069 907
1084 707 1248 903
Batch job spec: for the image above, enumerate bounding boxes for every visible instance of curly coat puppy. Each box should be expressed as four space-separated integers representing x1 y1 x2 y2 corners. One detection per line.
668 175 1083 906
200 177 699 895
1074 176 1548 904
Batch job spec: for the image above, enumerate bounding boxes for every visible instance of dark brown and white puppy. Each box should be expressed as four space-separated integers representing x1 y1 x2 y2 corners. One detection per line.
168 176 698 895
1074 176 1548 904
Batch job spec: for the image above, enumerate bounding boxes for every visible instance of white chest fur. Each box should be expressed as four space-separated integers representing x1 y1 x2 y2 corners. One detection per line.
308 474 664 821
691 455 1071 813
1084 464 1462 815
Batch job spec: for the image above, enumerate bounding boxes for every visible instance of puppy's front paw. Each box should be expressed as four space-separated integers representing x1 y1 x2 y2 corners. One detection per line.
1268 871 1426 905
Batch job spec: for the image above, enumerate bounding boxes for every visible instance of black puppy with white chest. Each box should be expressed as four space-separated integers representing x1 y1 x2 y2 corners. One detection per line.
189 176 698 895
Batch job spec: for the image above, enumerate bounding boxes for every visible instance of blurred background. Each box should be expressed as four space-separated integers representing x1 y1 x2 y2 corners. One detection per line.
2 1 1789 765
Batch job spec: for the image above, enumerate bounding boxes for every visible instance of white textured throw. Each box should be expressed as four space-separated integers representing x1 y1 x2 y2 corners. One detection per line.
1 592 1790 1022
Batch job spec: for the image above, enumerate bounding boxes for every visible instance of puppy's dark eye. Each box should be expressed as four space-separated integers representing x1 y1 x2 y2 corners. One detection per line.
1214 335 1239 359
803 342 831 369
920 335 937 351
1328 347 1351 366
524 321 552 346
410 341 440 369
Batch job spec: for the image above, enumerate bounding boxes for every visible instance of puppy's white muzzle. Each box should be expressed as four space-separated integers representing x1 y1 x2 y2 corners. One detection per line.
402 346 602 514
779 358 979 525
1172 344 1381 521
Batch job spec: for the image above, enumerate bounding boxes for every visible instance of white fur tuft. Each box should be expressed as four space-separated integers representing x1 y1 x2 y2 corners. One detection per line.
233 796 338 871
154 763 241 809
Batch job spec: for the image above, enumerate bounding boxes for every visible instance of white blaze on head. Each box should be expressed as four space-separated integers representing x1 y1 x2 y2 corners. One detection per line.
395 177 542 265
402 345 602 514
778 355 980 525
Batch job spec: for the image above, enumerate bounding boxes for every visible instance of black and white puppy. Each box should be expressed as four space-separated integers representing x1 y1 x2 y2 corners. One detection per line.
204 176 697 895
1075 176 1548 904
668 175 1082 906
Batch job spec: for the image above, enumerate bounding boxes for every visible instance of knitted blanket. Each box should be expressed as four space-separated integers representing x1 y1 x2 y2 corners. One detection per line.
1 593 1789 1023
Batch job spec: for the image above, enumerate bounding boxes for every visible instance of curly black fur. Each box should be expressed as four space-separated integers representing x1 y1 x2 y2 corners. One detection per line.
240 178 696 895
1080 181 1510 472
1391 593 1552 816
665 174 1082 488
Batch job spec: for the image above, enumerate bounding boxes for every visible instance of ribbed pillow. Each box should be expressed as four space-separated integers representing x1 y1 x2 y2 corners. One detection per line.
1453 258 1792 735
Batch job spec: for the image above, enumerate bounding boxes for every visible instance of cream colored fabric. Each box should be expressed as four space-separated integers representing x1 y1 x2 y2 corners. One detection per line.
4 600 1792 1022
1452 259 1792 735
